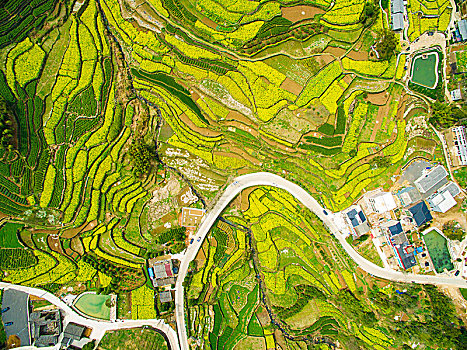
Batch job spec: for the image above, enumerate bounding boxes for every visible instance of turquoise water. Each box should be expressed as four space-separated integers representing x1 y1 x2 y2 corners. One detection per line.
411 53 438 88
74 293 111 320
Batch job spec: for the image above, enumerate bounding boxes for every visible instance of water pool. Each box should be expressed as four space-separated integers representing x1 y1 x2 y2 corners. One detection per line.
410 52 439 89
74 293 111 320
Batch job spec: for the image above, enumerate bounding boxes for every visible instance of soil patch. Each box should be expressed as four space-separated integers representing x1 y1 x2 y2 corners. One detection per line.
178 113 221 137
323 46 347 58
280 77 303 95
365 91 389 106
347 50 368 61
199 15 218 29
47 235 64 254
281 5 325 22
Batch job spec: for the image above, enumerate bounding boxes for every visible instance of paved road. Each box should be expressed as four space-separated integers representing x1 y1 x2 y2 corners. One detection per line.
0 282 180 350
175 172 467 350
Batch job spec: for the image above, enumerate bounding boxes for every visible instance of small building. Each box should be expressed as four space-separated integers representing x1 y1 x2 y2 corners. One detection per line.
451 88 462 101
61 322 86 348
450 126 467 166
151 260 174 279
153 277 176 287
391 0 405 31
365 191 397 214
159 291 173 304
414 165 448 193
342 205 371 237
408 201 433 227
391 13 404 31
396 187 421 207
30 309 62 347
387 230 417 270
381 220 403 236
458 19 467 41
427 182 461 213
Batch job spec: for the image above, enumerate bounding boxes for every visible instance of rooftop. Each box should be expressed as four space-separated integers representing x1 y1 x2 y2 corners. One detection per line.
366 191 397 213
63 322 86 341
408 201 433 227
396 187 421 207
459 20 467 41
392 13 404 31
159 291 173 303
391 0 404 13
427 182 460 213
414 165 448 193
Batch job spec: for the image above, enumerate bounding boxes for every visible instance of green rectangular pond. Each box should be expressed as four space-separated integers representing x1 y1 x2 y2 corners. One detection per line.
74 293 111 320
411 52 438 89
422 229 453 273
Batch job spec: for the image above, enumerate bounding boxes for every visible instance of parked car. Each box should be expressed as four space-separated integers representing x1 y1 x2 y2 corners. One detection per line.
4 322 13 327
1 307 10 313
190 238 194 244
455 270 460 276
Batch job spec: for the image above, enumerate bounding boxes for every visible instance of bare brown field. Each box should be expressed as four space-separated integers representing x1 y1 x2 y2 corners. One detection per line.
281 5 325 22
347 49 368 61
178 113 222 137
280 77 303 95
323 46 346 58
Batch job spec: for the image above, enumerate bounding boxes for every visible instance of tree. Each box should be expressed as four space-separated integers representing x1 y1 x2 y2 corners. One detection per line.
430 101 466 129
128 142 153 177
360 1 378 26
82 340 96 350
370 155 391 168
442 221 466 241
376 29 397 60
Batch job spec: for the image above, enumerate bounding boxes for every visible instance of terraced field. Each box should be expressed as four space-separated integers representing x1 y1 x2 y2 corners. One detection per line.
0 0 457 346
186 187 464 349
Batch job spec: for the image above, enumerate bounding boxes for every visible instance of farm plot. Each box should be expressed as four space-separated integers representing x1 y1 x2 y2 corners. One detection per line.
186 186 457 349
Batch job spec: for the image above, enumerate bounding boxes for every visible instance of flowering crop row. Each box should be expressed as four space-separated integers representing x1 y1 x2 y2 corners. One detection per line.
342 57 389 77
131 285 156 319
14 44 45 87
319 78 347 114
342 102 368 152
297 61 342 107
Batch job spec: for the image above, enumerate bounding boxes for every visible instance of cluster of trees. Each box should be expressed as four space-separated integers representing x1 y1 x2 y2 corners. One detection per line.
337 289 377 326
442 221 466 241
360 1 378 26
128 142 154 177
241 23 321 55
376 29 397 60
274 285 325 319
429 101 467 129
0 97 14 151
370 155 391 168
82 255 137 294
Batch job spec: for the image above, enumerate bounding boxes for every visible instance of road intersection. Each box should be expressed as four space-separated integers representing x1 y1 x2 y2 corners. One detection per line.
3 173 467 350
175 172 467 349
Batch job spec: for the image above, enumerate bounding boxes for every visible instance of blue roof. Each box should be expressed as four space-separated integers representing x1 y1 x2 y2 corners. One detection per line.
350 218 359 227
408 201 433 227
388 222 403 236
358 211 366 223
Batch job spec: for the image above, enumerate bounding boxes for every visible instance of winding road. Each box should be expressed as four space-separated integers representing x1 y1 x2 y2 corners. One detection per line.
175 172 467 350
0 282 180 350
3 173 467 350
